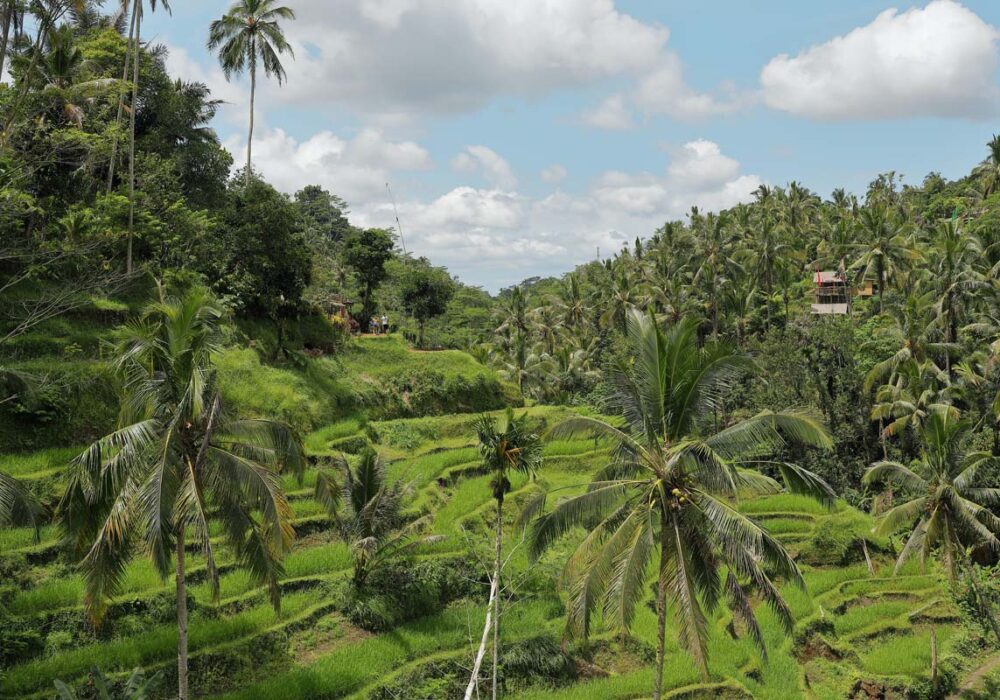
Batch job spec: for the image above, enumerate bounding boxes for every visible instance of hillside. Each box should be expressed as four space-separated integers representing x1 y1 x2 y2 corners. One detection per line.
0 292 517 452
1 409 988 699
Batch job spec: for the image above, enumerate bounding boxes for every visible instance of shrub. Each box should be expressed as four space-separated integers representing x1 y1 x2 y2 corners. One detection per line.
798 509 879 565
328 435 371 454
342 557 482 632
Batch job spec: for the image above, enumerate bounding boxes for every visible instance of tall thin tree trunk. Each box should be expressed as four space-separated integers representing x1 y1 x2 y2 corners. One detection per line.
108 0 140 193
1 21 45 147
653 512 669 700
107 0 139 193
246 53 256 186
0 2 12 80
930 627 938 686
126 10 141 274
491 495 503 700
176 528 189 700
464 569 498 700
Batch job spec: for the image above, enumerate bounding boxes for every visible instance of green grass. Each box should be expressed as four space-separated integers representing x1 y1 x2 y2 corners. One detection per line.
738 493 843 515
0 524 57 550
0 445 81 478
303 417 365 454
833 600 917 636
342 335 498 382
860 626 957 676
216 348 348 431
219 598 558 700
4 591 322 695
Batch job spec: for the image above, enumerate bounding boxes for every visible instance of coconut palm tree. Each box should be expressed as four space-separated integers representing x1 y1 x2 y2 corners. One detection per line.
551 273 588 333
926 218 984 348
864 291 958 393
599 266 641 335
523 311 833 700
863 407 1000 641
871 359 957 459
59 287 303 700
974 134 1000 197
850 205 916 311
208 0 295 186
314 448 437 587
475 409 543 700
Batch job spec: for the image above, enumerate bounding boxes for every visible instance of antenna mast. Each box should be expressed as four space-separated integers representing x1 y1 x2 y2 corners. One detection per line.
385 181 407 255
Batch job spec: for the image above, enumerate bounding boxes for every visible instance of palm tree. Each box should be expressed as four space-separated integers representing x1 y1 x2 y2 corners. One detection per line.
864 291 958 393
974 134 1000 197
850 205 915 311
495 334 553 400
691 212 739 336
927 219 984 349
475 409 543 700
59 287 303 700
495 285 529 339
599 266 641 334
314 448 437 587
208 0 295 186
40 23 115 127
864 407 1000 641
871 359 957 457
523 311 833 700
551 273 588 333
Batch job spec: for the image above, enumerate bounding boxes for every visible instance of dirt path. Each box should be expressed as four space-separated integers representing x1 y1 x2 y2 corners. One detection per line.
950 652 1000 698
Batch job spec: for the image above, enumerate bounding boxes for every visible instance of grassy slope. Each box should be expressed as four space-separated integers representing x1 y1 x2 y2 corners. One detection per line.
0 409 978 699
1 301 516 452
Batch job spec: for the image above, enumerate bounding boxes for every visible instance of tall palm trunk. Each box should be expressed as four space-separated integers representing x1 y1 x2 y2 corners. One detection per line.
176 527 189 700
876 257 885 313
653 510 669 700
1 20 45 146
107 0 139 193
246 48 255 186
491 495 503 700
0 2 13 79
126 9 142 274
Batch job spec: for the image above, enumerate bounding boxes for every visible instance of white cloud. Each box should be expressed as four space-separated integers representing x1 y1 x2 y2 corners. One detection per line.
632 56 744 120
760 0 1000 120
233 127 431 203
580 95 635 130
241 125 759 289
540 164 568 184
166 2 742 127
355 139 761 288
276 0 669 116
666 139 741 189
451 146 518 190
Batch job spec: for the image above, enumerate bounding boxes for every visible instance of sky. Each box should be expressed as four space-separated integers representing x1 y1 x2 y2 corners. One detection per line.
145 0 1000 292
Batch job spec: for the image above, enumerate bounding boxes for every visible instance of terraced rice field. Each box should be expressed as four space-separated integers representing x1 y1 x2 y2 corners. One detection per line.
0 407 980 698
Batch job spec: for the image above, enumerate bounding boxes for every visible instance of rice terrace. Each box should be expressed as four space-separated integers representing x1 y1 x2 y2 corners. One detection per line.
5 1 1000 699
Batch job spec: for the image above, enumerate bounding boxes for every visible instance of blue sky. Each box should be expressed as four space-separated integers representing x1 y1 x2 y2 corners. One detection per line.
146 0 1000 291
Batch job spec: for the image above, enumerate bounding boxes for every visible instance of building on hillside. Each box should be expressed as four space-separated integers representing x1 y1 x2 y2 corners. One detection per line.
811 269 850 315
853 278 877 298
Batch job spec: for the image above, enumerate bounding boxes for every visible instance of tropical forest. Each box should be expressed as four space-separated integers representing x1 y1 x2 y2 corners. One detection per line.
5 1 1000 699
